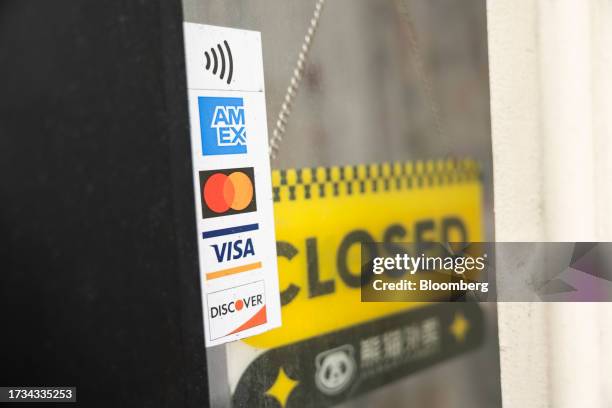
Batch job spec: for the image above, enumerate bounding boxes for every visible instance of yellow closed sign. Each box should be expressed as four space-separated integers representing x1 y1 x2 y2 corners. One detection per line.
244 159 483 349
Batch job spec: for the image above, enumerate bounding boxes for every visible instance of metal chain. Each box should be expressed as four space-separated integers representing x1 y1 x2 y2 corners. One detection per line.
268 0 442 157
269 0 326 159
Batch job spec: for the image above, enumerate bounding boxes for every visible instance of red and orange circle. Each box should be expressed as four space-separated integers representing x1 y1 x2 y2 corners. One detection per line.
203 171 254 213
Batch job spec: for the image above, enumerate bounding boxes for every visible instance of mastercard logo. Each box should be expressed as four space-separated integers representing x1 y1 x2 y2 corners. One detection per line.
204 172 253 213
199 167 257 219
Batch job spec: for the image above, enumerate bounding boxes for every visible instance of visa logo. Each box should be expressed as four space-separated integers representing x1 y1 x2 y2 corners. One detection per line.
212 238 255 262
211 106 246 146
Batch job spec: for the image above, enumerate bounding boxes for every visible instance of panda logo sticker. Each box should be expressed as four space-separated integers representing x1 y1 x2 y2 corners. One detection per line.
314 345 357 396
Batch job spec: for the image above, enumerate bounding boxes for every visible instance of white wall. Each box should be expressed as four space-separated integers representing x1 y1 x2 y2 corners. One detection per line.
487 0 612 406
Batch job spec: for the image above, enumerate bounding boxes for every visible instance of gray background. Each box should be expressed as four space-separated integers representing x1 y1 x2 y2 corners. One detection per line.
182 1 499 407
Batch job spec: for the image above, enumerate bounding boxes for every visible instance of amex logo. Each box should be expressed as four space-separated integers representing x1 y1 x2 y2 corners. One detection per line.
198 96 247 156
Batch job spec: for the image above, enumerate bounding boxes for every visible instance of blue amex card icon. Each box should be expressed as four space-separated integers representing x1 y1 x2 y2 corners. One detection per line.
199 96 247 156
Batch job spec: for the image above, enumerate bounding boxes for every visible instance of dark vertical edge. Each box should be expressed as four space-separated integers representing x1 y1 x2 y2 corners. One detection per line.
157 1 210 407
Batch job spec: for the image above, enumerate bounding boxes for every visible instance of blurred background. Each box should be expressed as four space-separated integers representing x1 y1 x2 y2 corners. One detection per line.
489 1 612 407
6 0 611 406
184 1 500 407
185 0 492 170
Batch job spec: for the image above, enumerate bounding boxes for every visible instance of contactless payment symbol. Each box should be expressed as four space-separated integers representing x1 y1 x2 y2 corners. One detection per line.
200 167 257 219
199 96 247 156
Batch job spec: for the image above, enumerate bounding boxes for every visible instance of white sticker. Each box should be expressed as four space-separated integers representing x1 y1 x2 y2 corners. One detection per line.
183 22 281 347
183 23 265 92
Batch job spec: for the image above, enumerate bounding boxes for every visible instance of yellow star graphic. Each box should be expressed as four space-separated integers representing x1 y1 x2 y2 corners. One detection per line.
449 312 470 342
265 367 299 408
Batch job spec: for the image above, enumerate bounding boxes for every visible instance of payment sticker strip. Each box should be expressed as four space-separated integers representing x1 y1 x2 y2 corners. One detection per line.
183 23 281 347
